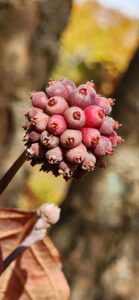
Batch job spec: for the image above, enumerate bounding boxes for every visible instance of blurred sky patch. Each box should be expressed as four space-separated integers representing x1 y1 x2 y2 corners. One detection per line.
76 0 139 18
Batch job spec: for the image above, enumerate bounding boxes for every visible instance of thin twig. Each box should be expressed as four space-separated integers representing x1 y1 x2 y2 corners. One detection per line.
1 220 46 274
0 150 27 195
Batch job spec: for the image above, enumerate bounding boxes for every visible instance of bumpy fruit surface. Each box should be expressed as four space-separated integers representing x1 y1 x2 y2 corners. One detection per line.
81 151 96 171
40 130 59 149
85 105 105 128
45 147 63 164
69 85 92 108
60 129 82 149
47 115 67 135
99 116 120 135
94 136 113 156
23 77 123 180
94 95 114 114
46 81 68 99
64 106 85 129
65 143 87 164
30 92 48 110
45 96 68 116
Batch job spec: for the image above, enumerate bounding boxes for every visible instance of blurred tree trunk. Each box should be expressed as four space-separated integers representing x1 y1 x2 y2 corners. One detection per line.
52 47 139 300
0 0 72 207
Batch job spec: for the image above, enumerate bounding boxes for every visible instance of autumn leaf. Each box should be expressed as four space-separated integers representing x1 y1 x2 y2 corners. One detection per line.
0 208 70 300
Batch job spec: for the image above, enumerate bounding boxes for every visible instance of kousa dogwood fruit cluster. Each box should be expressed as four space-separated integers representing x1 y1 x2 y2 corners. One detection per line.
23 78 123 180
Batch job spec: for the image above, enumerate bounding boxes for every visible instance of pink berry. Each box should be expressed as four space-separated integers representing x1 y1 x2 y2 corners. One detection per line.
94 136 113 156
64 106 85 129
30 91 48 110
46 82 68 99
99 116 120 136
47 115 67 135
60 129 82 149
82 128 100 148
26 142 44 159
60 79 76 97
109 131 123 147
81 152 96 171
69 85 92 109
85 105 105 128
40 130 59 149
94 95 114 114
26 107 43 120
31 112 49 132
65 143 87 164
58 160 77 179
45 96 68 116
45 146 63 164
23 130 40 143
86 81 96 102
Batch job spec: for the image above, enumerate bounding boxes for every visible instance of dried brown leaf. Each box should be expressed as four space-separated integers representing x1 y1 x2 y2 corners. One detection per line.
0 209 70 300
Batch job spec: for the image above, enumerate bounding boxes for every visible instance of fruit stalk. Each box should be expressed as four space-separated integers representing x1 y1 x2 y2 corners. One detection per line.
0 150 27 195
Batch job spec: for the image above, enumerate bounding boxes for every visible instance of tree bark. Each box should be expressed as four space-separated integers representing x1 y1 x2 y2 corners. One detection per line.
52 47 139 300
0 0 72 207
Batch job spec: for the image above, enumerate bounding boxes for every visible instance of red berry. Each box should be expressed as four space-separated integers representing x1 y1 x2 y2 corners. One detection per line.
60 129 82 149
40 130 59 149
45 146 63 164
45 96 68 116
69 85 92 109
85 105 105 128
82 128 100 148
30 91 48 110
46 82 68 99
65 143 87 164
47 115 67 135
81 151 96 171
64 106 85 129
99 116 120 136
94 136 113 156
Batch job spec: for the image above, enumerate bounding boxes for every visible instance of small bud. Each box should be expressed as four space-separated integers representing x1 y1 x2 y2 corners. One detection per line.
36 203 61 229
